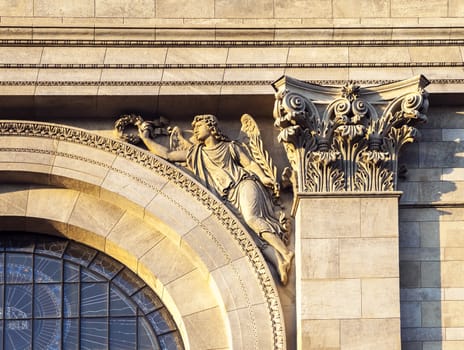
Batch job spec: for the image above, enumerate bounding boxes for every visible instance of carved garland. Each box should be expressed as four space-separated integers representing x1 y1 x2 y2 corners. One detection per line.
0 121 285 350
273 77 429 193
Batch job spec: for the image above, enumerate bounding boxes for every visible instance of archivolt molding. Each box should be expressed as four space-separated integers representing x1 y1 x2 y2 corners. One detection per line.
0 120 285 350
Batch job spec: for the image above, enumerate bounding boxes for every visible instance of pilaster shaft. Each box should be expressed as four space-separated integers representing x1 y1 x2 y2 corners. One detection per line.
295 192 401 349
272 76 430 349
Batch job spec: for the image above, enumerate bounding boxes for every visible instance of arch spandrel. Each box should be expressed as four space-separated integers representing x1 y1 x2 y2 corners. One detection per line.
0 120 287 350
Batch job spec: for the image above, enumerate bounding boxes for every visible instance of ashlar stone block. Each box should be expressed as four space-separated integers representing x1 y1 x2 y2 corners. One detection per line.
68 193 125 238
166 268 218 316
166 47 227 65
301 319 340 350
0 47 43 64
301 238 339 279
0 0 33 16
34 0 94 17
298 197 360 238
340 238 398 278
442 261 464 288
443 301 464 327
445 328 464 341
349 46 411 64
156 0 214 18
333 0 390 18
215 0 274 18
421 261 441 288
95 0 154 17
360 196 398 237
40 47 106 64
139 236 195 286
421 301 441 327
0 184 28 216
301 279 361 319
362 278 400 318
287 47 348 64
340 318 401 350
400 301 422 327
227 47 289 64
183 307 229 349
27 187 79 224
391 0 448 17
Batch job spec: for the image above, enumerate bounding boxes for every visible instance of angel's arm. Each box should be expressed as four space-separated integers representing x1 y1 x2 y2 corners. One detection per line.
139 128 188 162
236 145 274 187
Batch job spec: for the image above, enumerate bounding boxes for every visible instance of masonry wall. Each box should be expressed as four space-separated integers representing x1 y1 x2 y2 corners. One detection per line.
399 106 464 350
2 1 464 350
2 0 464 25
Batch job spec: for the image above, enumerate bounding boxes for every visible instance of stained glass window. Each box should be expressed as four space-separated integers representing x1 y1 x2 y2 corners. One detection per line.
0 233 184 350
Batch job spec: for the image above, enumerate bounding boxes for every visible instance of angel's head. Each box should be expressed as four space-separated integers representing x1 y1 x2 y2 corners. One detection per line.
192 114 229 143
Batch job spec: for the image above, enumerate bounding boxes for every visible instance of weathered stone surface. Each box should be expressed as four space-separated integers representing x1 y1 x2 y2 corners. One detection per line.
400 261 421 288
421 261 441 288
183 307 229 349
96 0 154 17
401 327 442 342
139 237 195 285
301 238 339 279
0 184 28 216
360 197 398 237
399 221 421 248
215 0 274 18
340 238 398 278
34 0 94 17
443 301 464 327
333 0 390 17
340 318 401 350
68 193 125 237
298 197 360 238
401 288 441 301
401 301 422 327
422 301 442 327
391 0 448 17
442 261 464 287
301 279 361 319
362 278 400 318
301 319 340 349
287 47 348 63
27 187 79 223
277 0 332 18
156 0 215 18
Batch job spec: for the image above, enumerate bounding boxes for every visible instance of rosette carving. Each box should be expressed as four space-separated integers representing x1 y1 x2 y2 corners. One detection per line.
272 75 429 193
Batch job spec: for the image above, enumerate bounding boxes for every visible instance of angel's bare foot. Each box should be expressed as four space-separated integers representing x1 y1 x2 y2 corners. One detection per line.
279 260 289 285
284 250 294 265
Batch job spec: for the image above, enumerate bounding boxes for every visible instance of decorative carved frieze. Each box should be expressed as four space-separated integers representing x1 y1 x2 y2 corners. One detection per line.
272 75 429 193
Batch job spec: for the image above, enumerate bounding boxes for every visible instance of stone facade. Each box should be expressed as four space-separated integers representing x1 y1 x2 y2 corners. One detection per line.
1 2 464 350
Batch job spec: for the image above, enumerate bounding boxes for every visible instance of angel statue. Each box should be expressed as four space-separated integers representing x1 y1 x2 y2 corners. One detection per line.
137 114 294 285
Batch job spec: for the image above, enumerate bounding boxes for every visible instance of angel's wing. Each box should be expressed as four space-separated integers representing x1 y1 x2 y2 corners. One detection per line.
169 126 193 151
238 113 279 197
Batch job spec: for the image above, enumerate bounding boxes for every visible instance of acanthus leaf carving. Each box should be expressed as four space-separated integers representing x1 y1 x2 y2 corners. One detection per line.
272 75 429 194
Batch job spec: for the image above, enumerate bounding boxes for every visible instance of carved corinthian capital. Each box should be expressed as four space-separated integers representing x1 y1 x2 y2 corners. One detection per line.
272 75 429 193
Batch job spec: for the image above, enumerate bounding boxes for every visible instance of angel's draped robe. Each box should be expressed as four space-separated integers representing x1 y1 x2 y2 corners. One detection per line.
186 140 284 245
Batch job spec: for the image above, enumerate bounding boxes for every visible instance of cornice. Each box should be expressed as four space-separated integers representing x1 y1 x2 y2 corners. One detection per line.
0 62 463 69
0 79 462 88
1 38 464 47
0 24 462 42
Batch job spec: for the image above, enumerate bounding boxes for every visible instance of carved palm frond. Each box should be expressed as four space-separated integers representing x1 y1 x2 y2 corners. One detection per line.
239 114 278 185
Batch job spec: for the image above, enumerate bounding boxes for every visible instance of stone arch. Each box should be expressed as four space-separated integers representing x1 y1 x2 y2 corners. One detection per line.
0 120 286 350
